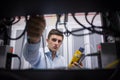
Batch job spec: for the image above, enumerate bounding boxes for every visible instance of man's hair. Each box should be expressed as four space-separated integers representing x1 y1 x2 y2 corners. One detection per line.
48 29 64 39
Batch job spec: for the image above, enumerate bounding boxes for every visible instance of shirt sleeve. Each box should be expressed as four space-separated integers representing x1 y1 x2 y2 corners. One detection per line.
23 42 41 66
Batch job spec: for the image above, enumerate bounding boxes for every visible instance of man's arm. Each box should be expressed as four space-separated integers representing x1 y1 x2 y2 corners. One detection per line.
23 15 46 66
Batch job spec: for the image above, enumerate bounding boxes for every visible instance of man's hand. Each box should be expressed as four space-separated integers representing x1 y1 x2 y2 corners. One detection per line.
70 62 83 69
26 15 46 43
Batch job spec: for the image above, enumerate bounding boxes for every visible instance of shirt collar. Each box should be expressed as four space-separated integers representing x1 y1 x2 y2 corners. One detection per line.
45 47 58 57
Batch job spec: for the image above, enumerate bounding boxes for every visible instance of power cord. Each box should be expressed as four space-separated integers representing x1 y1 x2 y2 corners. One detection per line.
6 53 21 70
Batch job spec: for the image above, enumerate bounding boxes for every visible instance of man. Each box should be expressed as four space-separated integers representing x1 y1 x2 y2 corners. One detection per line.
23 15 82 69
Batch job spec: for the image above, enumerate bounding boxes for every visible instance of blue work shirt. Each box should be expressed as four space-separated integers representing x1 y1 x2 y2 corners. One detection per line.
23 42 67 69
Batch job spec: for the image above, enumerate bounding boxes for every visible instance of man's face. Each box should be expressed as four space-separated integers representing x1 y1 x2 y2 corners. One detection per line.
47 34 63 53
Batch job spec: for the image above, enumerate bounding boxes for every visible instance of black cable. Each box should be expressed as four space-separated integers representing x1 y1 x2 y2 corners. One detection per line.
12 54 21 69
65 13 94 36
63 14 93 36
55 14 71 36
85 53 100 56
63 13 70 37
6 16 28 40
74 13 109 35
6 53 21 70
85 12 102 29
0 16 27 40
85 12 114 37
55 14 64 33
72 13 104 35
12 16 21 25
70 30 93 36
55 14 94 37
